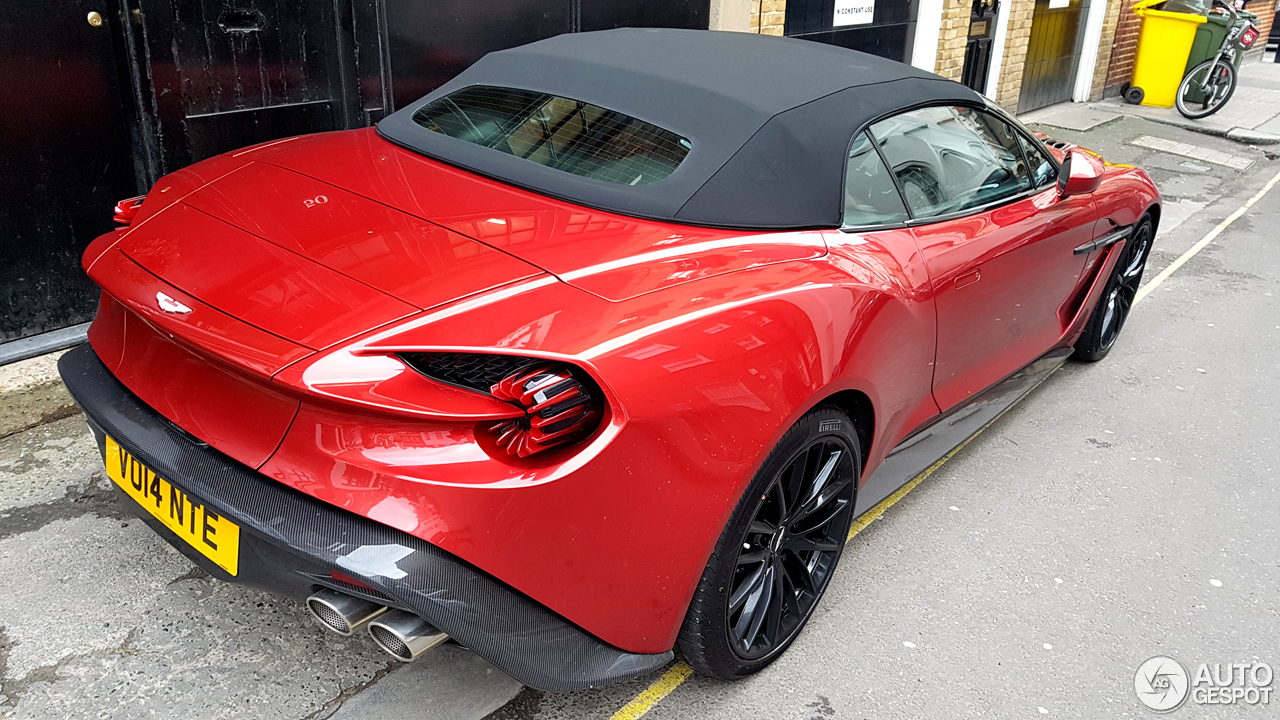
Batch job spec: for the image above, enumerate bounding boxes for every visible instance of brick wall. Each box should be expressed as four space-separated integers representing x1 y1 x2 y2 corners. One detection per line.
934 0 976 79
1090 0 1126 99
1254 2 1275 50
750 0 787 35
1104 0 1143 96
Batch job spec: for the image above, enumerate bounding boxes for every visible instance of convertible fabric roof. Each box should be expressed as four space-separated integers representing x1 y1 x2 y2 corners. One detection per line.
378 28 984 230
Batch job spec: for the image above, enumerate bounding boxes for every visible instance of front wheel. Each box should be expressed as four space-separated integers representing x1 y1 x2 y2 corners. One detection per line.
1176 58 1236 119
678 405 860 679
1073 214 1154 363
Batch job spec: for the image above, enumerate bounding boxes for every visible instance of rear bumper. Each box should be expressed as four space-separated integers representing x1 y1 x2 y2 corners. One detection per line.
58 343 672 691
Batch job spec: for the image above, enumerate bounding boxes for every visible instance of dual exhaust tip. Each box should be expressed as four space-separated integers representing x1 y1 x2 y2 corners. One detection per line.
307 588 448 662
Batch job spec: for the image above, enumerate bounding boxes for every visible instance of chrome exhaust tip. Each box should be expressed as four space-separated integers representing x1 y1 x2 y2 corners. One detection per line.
307 588 388 636
367 610 449 662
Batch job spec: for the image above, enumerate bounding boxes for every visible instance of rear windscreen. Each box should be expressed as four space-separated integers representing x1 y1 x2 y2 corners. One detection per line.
411 86 691 186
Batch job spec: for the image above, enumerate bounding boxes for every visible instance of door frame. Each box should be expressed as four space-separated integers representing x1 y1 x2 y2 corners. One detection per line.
1016 0 1093 112
984 0 1110 105
1072 0 1111 101
912 0 946 72
983 0 1012 98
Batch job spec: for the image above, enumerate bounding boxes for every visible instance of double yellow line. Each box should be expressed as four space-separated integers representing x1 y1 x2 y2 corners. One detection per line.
609 166 1280 720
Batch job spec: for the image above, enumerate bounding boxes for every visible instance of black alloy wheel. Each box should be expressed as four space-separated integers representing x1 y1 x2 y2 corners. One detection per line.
1074 215 1154 362
728 437 855 660
679 406 860 679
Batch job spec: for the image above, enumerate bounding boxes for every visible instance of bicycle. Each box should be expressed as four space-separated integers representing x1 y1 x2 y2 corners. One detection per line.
1175 0 1261 119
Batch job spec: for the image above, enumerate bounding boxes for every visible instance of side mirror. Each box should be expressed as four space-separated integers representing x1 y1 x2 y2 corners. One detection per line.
1057 150 1105 197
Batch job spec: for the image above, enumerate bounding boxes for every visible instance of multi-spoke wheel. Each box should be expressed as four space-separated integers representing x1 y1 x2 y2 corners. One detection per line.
1073 214 1154 362
679 405 860 679
1176 58 1236 120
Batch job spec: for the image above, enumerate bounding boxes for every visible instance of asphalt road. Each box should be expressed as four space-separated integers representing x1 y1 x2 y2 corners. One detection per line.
3 120 1279 719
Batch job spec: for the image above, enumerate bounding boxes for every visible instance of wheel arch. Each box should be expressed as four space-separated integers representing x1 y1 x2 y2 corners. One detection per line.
1145 202 1161 235
817 388 875 479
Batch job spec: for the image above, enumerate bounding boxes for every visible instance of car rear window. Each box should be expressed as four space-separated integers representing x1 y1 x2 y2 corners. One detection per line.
412 86 691 186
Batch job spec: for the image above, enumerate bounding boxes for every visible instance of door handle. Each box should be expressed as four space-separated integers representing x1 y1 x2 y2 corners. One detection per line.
87 11 104 27
954 269 981 289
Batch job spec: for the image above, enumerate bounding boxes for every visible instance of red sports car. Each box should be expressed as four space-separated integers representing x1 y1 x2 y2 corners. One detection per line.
60 29 1160 690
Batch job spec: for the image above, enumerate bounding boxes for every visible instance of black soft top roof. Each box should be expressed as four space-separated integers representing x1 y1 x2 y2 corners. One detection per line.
378 28 983 230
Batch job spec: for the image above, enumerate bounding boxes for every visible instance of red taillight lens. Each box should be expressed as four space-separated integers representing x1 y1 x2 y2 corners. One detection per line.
488 363 601 458
113 195 145 229
1241 26 1258 48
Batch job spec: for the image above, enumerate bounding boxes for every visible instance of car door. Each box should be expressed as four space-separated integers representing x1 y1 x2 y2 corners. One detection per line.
868 105 1095 412
824 130 944 447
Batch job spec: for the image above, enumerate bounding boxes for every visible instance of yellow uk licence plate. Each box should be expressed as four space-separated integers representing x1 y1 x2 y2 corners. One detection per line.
105 436 240 575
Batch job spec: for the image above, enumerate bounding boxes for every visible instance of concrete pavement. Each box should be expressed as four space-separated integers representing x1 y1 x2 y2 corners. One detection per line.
1037 48 1280 144
0 353 76 439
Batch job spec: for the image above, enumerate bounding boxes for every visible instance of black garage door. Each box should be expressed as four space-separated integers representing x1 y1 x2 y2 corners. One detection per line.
1018 0 1090 113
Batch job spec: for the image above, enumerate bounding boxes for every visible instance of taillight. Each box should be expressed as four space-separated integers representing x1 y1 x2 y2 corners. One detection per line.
488 363 601 458
113 195 144 229
398 351 604 457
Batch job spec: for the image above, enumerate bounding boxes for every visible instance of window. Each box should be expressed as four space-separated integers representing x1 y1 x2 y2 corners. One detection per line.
868 106 1033 220
842 131 909 227
412 86 690 186
1016 133 1058 189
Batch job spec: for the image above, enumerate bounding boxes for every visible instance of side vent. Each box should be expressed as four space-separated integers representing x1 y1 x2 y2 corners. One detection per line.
399 352 541 394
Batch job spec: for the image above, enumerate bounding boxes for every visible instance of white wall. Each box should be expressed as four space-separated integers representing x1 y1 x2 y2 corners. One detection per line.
1073 0 1111 101
913 0 947 71
985 1 1012 99
710 0 754 32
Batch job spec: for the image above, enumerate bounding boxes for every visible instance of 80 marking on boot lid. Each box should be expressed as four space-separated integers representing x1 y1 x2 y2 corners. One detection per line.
105 436 240 575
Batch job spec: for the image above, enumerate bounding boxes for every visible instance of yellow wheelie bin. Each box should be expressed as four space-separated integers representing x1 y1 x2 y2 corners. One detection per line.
1126 0 1207 108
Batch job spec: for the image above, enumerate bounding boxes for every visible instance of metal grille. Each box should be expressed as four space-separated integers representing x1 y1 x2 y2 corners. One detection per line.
370 625 412 661
412 86 691 186
399 352 541 395
308 600 352 634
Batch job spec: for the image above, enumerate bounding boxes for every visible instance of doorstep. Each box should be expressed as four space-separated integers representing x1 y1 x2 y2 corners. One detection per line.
0 350 79 438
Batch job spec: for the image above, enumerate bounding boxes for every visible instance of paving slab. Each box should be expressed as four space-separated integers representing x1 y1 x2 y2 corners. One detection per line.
0 416 517 720
1129 134 1254 170
327 646 522 720
1017 104 1121 131
0 351 76 440
0 415 103 517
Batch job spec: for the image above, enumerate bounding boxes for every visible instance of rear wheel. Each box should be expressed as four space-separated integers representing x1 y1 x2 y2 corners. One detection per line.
1073 214 1154 362
1176 58 1236 119
678 405 860 679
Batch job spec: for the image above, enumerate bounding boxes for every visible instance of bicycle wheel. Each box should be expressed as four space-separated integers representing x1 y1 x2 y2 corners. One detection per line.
1176 58 1236 119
